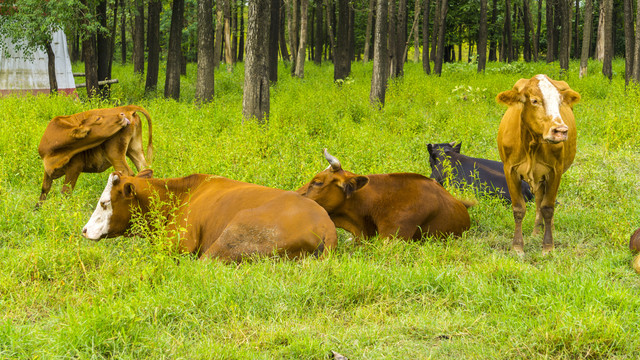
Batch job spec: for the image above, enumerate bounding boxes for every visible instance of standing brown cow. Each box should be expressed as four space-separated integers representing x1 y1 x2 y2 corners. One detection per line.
297 149 473 240
37 105 153 205
496 75 580 255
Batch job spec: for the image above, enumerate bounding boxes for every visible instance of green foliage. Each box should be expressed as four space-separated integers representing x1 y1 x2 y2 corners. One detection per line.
1 59 640 359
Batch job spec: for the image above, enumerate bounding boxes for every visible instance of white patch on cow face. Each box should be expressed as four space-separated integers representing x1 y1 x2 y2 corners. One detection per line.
536 74 563 124
82 174 117 240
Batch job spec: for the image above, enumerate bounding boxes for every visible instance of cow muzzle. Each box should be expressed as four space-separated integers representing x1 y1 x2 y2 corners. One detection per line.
544 124 569 143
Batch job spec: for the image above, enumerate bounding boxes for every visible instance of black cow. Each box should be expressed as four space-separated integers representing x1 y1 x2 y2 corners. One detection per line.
427 142 534 203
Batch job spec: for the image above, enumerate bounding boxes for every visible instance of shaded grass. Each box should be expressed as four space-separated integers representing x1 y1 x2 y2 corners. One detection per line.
1 59 640 359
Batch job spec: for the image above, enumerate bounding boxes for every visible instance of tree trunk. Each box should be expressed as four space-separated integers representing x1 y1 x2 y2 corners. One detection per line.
396 0 407 75
97 0 111 97
504 0 512 62
522 0 531 62
412 0 420 63
243 0 271 122
573 0 579 58
488 0 497 61
133 0 145 74
534 0 541 61
633 0 640 82
71 29 80 63
477 0 488 72
314 0 323 64
602 0 613 79
334 0 350 80
108 0 119 77
294 0 308 78
579 0 592 78
279 0 290 61
624 0 634 84
289 0 300 75
558 0 570 70
363 0 374 62
239 1 245 61
431 0 439 61
82 0 99 98
370 0 389 106
433 0 447 75
422 0 431 74
145 0 161 94
214 6 224 68
388 0 398 78
232 0 238 61
196 0 215 103
165 0 184 100
349 5 355 61
269 0 280 82
120 0 126 65
223 0 234 72
325 0 336 61
553 0 561 60
546 0 555 62
45 42 58 92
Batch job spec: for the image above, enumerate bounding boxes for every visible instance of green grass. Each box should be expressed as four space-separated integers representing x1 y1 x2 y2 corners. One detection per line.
1 58 640 359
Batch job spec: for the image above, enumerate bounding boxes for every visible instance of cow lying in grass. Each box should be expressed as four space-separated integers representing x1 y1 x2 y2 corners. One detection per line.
82 170 337 262
297 149 473 240
38 105 153 206
427 141 534 203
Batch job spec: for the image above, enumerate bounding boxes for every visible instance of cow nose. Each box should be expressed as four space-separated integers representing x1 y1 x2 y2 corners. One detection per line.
552 125 568 137
82 227 87 238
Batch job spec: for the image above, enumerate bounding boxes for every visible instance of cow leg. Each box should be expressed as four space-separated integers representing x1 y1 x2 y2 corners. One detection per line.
540 176 562 255
504 169 526 255
532 186 545 236
62 157 84 195
37 172 54 207
103 136 134 176
126 142 148 172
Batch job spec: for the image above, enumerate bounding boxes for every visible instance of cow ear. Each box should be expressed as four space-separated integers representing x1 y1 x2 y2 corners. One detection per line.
427 143 434 154
137 169 153 178
562 89 581 107
70 126 90 139
496 89 525 106
453 142 462 153
123 183 136 198
343 175 369 199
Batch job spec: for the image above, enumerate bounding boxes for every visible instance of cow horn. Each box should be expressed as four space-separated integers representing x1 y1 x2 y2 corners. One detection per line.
323 148 342 171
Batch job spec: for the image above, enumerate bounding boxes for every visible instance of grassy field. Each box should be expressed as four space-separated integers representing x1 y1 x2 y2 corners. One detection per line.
1 59 640 359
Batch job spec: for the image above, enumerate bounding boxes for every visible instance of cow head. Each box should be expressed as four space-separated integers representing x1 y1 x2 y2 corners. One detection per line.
427 142 461 183
497 74 580 144
82 169 153 240
297 149 369 213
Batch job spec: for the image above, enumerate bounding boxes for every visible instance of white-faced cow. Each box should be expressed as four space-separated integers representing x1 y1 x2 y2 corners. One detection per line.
38 105 153 206
297 149 473 240
496 75 580 255
82 170 337 262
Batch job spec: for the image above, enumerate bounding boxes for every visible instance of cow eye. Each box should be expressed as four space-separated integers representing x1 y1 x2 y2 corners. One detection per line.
531 98 539 105
312 180 323 186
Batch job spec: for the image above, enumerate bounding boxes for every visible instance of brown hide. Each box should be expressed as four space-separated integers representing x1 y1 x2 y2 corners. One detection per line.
297 150 471 240
496 75 580 254
37 105 153 205
84 171 337 262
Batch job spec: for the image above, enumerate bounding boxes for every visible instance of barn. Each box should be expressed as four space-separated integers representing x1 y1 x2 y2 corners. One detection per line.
0 28 76 96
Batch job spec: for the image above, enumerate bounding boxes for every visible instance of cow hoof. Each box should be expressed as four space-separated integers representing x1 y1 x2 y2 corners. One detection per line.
632 254 640 274
541 246 554 256
512 245 524 257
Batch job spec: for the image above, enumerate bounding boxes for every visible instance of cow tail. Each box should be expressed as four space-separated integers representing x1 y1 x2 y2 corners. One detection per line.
134 106 154 164
459 198 478 209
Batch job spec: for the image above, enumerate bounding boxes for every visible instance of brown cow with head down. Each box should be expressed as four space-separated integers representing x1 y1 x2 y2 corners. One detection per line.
38 105 153 206
297 149 472 240
82 170 336 262
496 74 580 255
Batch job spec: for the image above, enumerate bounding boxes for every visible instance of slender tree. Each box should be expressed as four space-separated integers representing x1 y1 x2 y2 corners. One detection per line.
165 0 184 100
279 0 290 61
335 0 351 80
196 0 215 103
396 0 407 75
370 0 389 105
314 0 324 64
132 0 145 74
82 0 99 97
239 1 245 61
522 0 531 62
558 0 570 70
294 0 308 78
503 0 512 62
534 0 541 61
289 0 300 75
422 0 431 74
388 0 398 78
431 0 440 60
120 0 126 64
232 0 238 61
269 0 280 82
546 0 555 62
488 0 497 61
223 0 233 72
579 0 592 78
602 0 613 79
214 4 224 68
633 0 640 82
325 0 336 60
433 0 447 75
145 0 161 94
96 0 111 97
363 0 375 62
624 0 634 84
573 0 579 58
243 0 271 122
477 0 488 72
